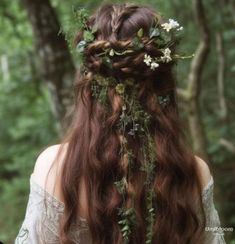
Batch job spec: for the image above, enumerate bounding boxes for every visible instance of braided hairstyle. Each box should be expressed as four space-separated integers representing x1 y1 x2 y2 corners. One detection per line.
58 3 206 244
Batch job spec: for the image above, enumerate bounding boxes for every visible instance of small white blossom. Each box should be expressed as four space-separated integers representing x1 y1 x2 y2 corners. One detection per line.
177 26 184 31
161 22 171 32
150 62 159 70
144 54 152 66
169 19 180 28
161 18 181 32
160 48 172 63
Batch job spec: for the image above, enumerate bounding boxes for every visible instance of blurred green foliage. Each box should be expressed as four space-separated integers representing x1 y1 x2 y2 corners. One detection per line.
0 0 234 243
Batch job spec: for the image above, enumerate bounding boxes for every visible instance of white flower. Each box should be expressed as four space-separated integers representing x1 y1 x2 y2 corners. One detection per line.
160 48 172 63
169 19 180 28
150 62 159 70
161 22 171 32
144 54 152 66
161 18 181 32
177 26 184 31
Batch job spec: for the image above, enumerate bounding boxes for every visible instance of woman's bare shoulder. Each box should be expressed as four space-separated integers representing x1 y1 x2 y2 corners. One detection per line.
32 143 68 194
194 155 212 190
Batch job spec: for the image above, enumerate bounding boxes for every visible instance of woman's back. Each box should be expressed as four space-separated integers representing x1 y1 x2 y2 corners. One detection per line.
32 144 212 220
16 144 226 243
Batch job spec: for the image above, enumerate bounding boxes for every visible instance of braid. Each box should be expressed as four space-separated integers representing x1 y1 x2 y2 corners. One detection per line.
110 5 127 39
86 39 132 54
85 38 158 78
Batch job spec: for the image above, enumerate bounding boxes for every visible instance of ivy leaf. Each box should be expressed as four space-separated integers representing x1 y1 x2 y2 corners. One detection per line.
137 28 144 38
153 38 166 48
74 8 89 29
149 27 160 38
160 30 171 43
102 56 112 68
114 177 127 194
98 87 107 105
158 95 170 107
91 25 98 34
132 37 144 50
83 30 94 42
149 208 154 213
121 225 130 232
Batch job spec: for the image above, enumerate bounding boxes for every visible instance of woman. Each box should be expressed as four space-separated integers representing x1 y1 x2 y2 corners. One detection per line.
15 3 226 244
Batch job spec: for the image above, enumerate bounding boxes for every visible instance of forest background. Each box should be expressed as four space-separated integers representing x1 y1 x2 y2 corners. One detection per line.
0 0 235 243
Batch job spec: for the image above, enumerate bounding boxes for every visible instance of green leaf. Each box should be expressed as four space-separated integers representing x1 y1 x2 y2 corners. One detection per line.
74 8 89 29
137 28 144 38
149 27 160 38
149 208 154 213
153 38 166 48
114 178 126 194
123 231 129 237
132 37 144 50
121 225 130 231
118 220 127 224
102 56 112 68
83 30 94 42
98 87 108 105
160 30 171 43
91 25 98 33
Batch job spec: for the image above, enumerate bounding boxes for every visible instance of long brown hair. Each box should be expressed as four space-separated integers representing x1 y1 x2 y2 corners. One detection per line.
53 3 206 244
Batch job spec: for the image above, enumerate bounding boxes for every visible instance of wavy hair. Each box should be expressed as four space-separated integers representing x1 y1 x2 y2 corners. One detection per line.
53 3 206 244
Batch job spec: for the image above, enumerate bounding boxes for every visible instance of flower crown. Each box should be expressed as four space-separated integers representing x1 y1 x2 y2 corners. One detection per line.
74 9 193 71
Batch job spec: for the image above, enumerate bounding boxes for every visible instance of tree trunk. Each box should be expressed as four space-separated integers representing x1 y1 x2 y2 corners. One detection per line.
216 32 228 123
21 0 75 134
177 0 211 161
230 0 235 25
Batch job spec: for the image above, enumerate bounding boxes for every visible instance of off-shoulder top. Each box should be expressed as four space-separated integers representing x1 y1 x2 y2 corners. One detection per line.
15 174 226 244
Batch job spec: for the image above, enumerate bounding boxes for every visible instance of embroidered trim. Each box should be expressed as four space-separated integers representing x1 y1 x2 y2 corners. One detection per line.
30 174 88 226
15 228 29 244
202 175 214 200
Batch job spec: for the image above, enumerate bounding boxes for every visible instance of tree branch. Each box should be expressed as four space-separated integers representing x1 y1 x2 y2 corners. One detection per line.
176 88 190 102
219 138 235 154
216 31 228 122
188 0 210 99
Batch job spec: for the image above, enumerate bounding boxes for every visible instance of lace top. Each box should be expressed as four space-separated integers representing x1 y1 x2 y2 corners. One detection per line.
15 174 226 244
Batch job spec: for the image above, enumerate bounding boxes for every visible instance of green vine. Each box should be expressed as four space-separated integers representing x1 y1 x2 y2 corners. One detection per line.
89 72 160 243
117 207 137 244
142 135 157 244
